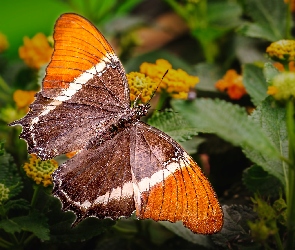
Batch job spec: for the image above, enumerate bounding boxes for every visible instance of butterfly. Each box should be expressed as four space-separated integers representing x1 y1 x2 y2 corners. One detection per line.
10 13 223 234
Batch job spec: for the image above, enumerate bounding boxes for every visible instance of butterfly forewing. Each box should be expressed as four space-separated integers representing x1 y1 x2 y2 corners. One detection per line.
43 13 130 108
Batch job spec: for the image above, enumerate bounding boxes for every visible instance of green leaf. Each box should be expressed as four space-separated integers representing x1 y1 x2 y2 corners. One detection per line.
147 109 198 142
243 165 283 196
244 97 288 186
0 212 50 241
159 221 212 246
0 144 23 199
208 2 242 29
263 62 280 84
44 196 115 243
2 199 30 215
0 218 22 234
238 0 287 41
171 98 280 160
242 64 268 106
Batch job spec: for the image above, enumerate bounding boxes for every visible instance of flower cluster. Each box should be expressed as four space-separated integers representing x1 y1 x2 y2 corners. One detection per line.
19 33 53 69
127 72 157 103
266 40 295 101
215 69 246 100
0 183 10 205
0 32 9 53
266 40 295 61
13 90 37 110
267 72 295 100
139 59 199 100
23 154 58 187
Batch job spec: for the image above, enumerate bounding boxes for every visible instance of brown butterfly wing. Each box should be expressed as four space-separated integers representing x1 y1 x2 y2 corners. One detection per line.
9 13 130 160
52 128 135 225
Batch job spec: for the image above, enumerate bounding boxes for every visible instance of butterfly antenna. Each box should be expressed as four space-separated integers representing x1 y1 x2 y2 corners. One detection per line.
133 92 143 107
147 70 168 105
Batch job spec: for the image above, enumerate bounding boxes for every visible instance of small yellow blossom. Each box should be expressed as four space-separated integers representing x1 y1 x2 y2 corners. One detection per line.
23 154 58 187
268 72 295 100
0 32 9 53
13 90 37 110
0 183 10 205
266 40 295 61
19 33 53 69
139 59 199 99
215 69 247 100
127 72 157 103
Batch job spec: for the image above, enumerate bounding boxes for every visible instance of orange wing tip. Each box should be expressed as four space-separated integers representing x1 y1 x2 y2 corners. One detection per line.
135 161 224 234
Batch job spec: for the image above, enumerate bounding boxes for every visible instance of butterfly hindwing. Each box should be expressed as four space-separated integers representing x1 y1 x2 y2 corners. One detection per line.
130 122 223 234
52 127 135 225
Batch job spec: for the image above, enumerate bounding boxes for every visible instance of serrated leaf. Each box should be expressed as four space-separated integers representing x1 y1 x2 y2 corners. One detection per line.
171 98 280 161
147 109 198 142
2 199 30 214
239 0 286 41
5 212 50 240
0 146 23 199
263 62 280 84
44 196 115 243
243 64 268 106
244 97 288 186
243 165 283 196
211 205 260 249
0 218 22 234
159 221 212 247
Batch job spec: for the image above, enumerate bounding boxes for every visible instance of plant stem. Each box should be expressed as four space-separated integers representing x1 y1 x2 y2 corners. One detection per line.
0 237 13 248
31 185 41 208
286 98 295 249
274 229 284 250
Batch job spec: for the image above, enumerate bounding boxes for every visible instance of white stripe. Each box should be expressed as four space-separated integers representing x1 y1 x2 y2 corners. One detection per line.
137 157 186 192
29 56 118 144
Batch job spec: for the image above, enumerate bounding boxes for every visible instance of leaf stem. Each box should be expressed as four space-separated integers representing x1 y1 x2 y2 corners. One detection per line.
285 98 295 249
31 185 41 208
0 237 13 249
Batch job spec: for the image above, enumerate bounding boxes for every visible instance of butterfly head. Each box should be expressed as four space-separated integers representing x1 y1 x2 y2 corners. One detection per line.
133 103 150 119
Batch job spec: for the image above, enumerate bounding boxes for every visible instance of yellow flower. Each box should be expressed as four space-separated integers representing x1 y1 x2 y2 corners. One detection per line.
19 33 53 69
127 72 157 103
13 90 37 110
139 59 199 99
0 32 9 53
267 72 295 100
23 154 58 187
0 183 10 205
215 69 246 100
266 40 295 61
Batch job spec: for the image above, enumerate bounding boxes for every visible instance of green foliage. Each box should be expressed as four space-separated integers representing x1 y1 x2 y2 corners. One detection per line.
171 98 280 161
147 109 198 142
238 0 288 41
165 0 242 62
0 211 50 241
0 142 23 199
243 64 268 106
244 97 288 186
243 165 282 197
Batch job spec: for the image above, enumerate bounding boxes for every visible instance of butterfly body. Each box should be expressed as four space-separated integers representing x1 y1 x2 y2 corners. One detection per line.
10 13 223 234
